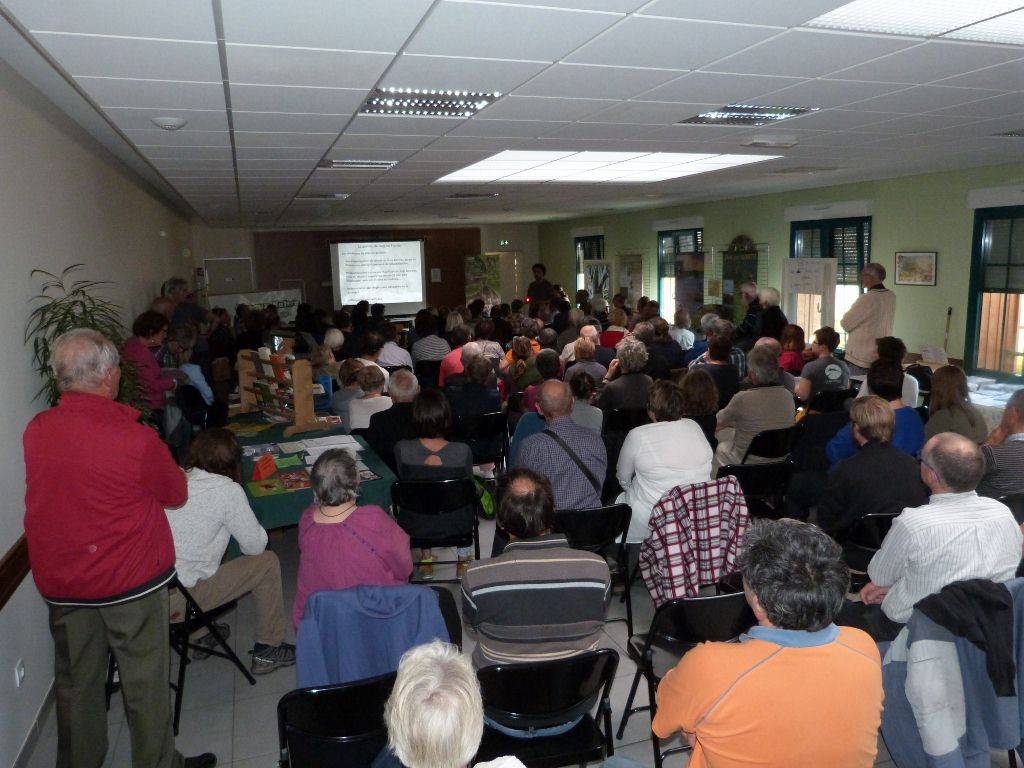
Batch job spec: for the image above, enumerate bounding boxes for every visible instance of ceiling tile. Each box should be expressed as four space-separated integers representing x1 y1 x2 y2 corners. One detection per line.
221 0 434 50
477 96 613 121
33 33 222 81
332 134 438 150
460 0 645 10
704 29 917 78
446 120 554 138
9 0 216 41
512 63 681 100
783 108 900 130
541 122 644 140
125 128 231 147
236 158 315 170
76 77 225 110
385 55 549 94
934 58 1024 90
233 131 336 148
757 78 906 109
636 71 804 104
232 111 349 133
325 148 419 163
831 40 1024 84
405 2 621 61
140 146 233 160
226 45 391 89
931 91 1024 118
105 107 228 131
229 84 367 114
581 101 716 125
567 17 780 70
848 85 1000 114
861 113 982 134
235 146 325 159
345 114 460 136
639 0 848 26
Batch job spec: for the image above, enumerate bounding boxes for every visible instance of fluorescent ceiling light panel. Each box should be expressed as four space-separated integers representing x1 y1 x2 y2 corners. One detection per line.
361 87 501 118
945 8 1024 44
434 150 781 184
804 0 1023 37
680 104 818 126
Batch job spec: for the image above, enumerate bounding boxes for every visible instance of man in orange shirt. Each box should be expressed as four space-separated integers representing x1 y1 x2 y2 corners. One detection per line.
652 520 883 768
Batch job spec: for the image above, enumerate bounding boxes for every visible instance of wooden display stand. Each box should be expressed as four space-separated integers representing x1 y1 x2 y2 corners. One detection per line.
235 350 330 437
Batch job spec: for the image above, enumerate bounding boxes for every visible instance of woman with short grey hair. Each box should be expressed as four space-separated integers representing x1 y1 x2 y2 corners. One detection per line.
714 345 796 468
291 448 412 628
594 336 653 412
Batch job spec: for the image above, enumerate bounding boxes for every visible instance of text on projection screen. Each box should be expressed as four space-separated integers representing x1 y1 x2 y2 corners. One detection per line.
331 241 425 312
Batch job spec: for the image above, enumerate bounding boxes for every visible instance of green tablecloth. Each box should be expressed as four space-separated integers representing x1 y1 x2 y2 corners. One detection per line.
232 415 396 531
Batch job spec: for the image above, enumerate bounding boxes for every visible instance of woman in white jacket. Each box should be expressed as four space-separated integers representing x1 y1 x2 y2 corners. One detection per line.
616 380 713 544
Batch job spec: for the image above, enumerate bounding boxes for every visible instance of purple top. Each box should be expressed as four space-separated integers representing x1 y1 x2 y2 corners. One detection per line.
292 503 413 629
121 336 175 410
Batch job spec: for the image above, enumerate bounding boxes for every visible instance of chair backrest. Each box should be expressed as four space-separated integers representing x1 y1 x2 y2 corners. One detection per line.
717 462 791 502
742 425 798 463
1001 494 1024 525
904 363 933 392
649 591 755 647
391 477 481 520
915 405 929 425
453 411 508 443
807 387 857 413
277 671 396 768
383 365 412 376
603 407 650 435
842 511 899 551
553 504 631 553
414 359 442 388
477 649 619 731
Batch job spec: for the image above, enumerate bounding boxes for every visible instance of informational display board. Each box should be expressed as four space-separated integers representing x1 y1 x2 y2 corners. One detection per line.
465 254 502 309
783 258 837 336
207 288 302 324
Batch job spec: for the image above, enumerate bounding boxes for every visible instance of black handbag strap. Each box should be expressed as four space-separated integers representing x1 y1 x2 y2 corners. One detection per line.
542 429 601 493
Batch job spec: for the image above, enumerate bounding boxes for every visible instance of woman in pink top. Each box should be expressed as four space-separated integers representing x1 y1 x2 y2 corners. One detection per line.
292 448 412 628
120 310 183 410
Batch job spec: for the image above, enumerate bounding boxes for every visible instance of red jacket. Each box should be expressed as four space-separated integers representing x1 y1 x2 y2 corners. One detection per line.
24 392 187 604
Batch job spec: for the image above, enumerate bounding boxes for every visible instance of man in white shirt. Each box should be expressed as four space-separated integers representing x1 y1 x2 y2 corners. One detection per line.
376 323 413 369
850 432 1022 640
840 263 896 374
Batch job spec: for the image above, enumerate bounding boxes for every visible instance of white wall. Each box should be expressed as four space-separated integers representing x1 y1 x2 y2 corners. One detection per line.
477 222 540 303
0 59 190 766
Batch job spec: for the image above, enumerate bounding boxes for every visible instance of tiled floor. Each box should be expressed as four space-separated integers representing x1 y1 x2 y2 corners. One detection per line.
21 518 1010 768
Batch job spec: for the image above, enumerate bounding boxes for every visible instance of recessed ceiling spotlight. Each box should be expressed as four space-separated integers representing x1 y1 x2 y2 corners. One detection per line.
680 104 818 126
151 117 188 131
360 87 501 118
434 150 780 185
317 159 397 171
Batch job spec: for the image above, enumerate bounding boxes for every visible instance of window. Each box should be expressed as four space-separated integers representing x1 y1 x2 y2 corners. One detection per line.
575 234 605 295
967 206 1024 377
790 217 871 343
658 228 704 321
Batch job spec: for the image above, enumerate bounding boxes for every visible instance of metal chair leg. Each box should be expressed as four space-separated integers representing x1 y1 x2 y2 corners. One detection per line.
616 666 647 740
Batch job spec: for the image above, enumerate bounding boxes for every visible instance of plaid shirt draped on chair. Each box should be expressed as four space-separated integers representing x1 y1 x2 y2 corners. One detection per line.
639 476 750 605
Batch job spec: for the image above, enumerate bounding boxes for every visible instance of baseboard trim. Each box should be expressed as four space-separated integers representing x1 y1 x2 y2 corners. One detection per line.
13 683 54 768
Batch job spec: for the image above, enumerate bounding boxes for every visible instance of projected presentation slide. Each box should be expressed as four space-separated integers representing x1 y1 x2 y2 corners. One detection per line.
330 240 425 314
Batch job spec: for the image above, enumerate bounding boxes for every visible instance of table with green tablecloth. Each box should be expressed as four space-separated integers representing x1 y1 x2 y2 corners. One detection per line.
232 415 396 531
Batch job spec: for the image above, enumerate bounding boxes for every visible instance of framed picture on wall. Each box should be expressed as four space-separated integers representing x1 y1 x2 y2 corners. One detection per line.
894 251 937 286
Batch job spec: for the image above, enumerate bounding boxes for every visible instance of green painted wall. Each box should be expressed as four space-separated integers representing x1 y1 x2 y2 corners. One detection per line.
538 161 1024 361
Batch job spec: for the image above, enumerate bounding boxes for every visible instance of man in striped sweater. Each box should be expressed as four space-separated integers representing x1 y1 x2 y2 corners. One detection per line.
461 468 611 671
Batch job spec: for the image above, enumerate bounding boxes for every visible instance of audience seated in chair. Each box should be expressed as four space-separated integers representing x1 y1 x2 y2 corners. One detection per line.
617 380 713 545
167 429 295 675
816 396 928 539
691 335 740 411
366 369 420 473
839 432 1022 641
924 365 988 444
714 345 795 468
978 388 1024 498
827 361 924 465
293 449 412 629
653 519 884 767
595 336 653 413
794 326 849 402
330 358 364 431
461 468 610 672
348 364 393 432
372 641 525 768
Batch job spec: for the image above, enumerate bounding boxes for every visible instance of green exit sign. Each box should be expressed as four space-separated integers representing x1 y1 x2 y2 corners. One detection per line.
498 239 509 247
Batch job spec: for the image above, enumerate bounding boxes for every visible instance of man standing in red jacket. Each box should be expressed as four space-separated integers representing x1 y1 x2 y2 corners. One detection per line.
23 329 214 768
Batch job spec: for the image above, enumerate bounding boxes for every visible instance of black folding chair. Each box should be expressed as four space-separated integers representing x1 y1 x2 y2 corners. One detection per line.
414 359 442 390
905 363 933 406
741 425 799 463
838 511 899 587
475 649 619 768
806 387 857 413
602 408 650 436
452 411 509 471
1001 494 1024 525
553 503 633 635
717 462 791 519
277 671 397 768
392 478 482 583
616 592 754 768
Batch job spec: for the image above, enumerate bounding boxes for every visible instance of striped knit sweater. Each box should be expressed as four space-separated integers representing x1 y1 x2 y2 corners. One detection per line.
461 533 611 669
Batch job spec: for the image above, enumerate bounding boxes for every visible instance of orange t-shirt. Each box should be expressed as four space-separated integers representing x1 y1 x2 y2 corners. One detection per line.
652 625 882 768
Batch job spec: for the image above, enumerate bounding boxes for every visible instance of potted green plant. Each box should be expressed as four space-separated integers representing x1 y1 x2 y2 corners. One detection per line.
25 264 146 410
